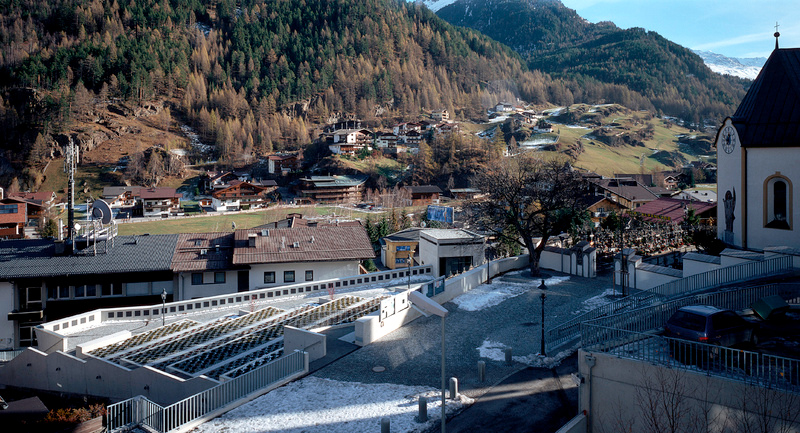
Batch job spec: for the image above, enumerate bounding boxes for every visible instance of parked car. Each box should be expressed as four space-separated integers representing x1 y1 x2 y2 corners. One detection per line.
665 306 754 346
664 306 755 367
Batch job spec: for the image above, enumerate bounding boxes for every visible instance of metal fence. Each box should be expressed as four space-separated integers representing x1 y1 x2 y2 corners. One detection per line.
545 255 795 352
579 283 800 342
0 349 23 362
107 350 308 433
582 324 800 394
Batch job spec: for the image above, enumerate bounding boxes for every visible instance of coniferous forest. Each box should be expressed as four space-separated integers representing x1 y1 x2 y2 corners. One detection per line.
0 0 747 190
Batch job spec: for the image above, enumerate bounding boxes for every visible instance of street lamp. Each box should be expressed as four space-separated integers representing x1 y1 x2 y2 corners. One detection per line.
539 279 547 356
408 291 449 433
161 288 167 327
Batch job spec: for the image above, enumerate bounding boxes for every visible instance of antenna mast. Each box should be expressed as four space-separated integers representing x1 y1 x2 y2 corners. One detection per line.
64 138 79 252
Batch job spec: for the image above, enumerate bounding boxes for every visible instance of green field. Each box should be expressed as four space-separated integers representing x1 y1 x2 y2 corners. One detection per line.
115 206 386 236
541 107 709 176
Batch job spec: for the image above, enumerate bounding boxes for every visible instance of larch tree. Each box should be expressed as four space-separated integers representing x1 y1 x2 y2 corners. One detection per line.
469 153 587 276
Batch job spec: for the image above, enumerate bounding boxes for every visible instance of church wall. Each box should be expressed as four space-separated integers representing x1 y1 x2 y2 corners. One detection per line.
745 148 800 250
716 119 744 247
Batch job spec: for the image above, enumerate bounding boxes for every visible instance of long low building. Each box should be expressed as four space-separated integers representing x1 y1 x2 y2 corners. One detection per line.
0 224 376 350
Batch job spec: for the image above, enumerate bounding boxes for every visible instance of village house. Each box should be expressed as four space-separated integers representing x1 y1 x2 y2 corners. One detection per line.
584 196 626 227
0 234 179 348
328 128 372 155
431 109 449 121
588 178 659 210
380 228 424 270
267 153 302 175
139 187 182 217
102 186 142 209
374 132 398 148
0 198 27 239
201 171 240 193
299 175 368 203
8 191 58 213
210 180 278 211
495 102 514 112
403 185 443 206
232 226 375 290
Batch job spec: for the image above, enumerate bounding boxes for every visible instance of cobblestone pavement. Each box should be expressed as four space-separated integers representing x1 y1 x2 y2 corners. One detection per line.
312 270 614 431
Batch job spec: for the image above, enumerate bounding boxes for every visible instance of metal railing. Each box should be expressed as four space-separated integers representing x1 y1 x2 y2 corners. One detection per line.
582 325 800 394
107 350 308 433
580 283 800 341
545 256 795 352
41 265 433 334
0 349 24 362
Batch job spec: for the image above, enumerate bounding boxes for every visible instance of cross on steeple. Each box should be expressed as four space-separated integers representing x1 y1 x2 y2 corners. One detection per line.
775 22 781 50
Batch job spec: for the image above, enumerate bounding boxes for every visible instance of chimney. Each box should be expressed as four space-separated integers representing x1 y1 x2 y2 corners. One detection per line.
281 237 285 250
311 236 315 243
248 233 257 247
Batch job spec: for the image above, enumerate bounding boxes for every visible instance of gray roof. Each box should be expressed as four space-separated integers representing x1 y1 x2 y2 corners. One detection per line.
384 228 424 243
733 48 800 148
0 235 178 279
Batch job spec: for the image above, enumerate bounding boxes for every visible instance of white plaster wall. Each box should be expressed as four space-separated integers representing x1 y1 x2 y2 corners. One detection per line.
720 255 756 268
539 250 569 273
631 269 680 290
179 270 239 300
249 261 361 290
0 281 15 349
716 119 744 247
744 147 800 250
0 347 216 404
683 259 721 277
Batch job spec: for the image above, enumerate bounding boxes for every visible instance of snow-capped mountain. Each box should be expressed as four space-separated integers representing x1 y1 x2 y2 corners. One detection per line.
693 50 766 80
417 0 459 11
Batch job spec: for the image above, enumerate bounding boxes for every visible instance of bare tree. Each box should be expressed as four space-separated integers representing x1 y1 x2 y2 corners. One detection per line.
469 154 586 276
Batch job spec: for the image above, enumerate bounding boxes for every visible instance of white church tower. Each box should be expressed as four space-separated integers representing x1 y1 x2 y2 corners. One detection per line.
716 34 800 250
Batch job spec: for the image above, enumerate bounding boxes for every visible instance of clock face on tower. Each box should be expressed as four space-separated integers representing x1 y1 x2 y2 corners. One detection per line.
721 125 737 154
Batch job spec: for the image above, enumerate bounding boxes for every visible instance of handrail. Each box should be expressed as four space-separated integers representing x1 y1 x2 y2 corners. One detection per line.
545 255 794 352
40 265 433 335
106 350 308 433
582 324 800 394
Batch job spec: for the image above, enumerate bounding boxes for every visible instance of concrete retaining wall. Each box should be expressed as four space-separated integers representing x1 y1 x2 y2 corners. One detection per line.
579 350 800 433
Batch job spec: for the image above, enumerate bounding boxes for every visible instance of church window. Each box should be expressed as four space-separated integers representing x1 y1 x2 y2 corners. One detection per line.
764 175 792 230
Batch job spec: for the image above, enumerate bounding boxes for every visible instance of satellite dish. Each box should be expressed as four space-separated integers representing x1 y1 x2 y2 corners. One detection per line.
420 221 427 228
91 199 112 225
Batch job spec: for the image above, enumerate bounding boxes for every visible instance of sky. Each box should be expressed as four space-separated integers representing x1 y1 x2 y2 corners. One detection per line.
558 0 800 59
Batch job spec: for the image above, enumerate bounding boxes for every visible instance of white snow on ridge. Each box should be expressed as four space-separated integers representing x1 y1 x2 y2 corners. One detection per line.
706 63 762 80
418 0 459 12
190 376 471 433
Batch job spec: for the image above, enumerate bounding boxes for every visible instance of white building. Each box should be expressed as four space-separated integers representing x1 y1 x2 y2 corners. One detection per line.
418 229 485 278
716 47 800 251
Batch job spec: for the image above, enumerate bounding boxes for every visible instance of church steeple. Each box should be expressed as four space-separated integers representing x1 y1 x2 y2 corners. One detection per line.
775 22 780 50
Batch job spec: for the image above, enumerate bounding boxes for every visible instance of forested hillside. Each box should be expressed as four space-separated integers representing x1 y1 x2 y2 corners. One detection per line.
0 0 558 190
436 0 749 124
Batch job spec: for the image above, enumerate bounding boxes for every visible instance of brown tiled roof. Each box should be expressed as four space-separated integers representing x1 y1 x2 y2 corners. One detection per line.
593 178 658 203
171 232 235 272
732 48 800 147
139 187 182 200
629 197 716 224
9 191 55 203
232 226 374 265
405 185 443 194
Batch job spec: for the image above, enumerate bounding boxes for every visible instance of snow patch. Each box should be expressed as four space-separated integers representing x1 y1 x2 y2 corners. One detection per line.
452 276 570 312
191 376 472 433
476 339 574 369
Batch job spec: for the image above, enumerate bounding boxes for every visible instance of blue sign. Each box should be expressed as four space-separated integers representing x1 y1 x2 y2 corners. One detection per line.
427 205 454 224
396 245 411 252
395 258 409 264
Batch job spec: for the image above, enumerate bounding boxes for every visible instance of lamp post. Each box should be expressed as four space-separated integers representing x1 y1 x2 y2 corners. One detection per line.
539 279 547 356
407 291 449 433
161 288 167 327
